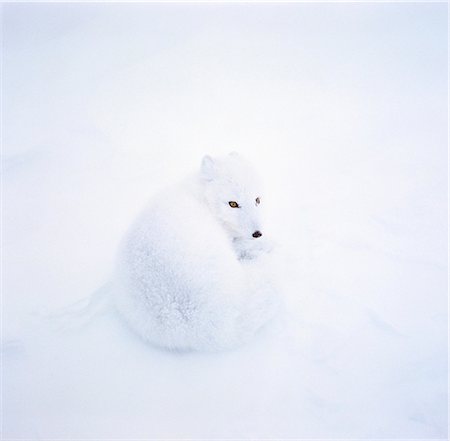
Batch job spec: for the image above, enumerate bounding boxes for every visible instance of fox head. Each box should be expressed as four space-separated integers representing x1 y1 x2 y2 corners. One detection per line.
200 152 264 241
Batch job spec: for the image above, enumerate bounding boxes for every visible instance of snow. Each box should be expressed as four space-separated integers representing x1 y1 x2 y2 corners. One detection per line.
2 2 448 439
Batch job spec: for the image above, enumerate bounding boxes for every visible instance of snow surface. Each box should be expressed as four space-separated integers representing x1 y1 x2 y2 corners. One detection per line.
2 2 448 439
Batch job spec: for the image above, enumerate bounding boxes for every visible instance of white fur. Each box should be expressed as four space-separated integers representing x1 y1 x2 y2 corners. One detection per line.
113 153 280 351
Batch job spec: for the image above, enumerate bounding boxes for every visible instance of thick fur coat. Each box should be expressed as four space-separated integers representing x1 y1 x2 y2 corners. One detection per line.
113 153 280 351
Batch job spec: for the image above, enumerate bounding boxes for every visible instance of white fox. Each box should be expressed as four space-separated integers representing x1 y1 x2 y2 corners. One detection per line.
113 153 280 351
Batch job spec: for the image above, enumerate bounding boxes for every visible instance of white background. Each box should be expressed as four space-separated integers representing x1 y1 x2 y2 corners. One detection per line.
2 2 448 439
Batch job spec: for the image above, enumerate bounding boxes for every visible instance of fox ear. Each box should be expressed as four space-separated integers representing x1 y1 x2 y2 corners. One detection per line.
201 155 216 181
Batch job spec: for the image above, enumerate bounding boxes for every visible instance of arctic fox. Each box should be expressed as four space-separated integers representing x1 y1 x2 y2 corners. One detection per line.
113 153 280 351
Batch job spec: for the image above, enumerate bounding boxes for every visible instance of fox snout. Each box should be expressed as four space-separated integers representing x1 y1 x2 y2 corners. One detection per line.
252 230 262 238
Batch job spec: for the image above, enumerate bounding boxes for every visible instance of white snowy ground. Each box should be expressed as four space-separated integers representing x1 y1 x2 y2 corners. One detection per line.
2 2 448 439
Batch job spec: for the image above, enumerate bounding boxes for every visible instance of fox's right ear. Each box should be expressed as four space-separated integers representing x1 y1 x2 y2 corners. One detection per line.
201 155 216 181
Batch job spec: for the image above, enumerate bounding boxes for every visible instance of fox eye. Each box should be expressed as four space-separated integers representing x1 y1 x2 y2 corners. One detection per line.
255 197 261 205
228 201 239 208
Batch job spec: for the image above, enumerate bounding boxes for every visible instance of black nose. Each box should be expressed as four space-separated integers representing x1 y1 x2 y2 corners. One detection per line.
252 230 262 238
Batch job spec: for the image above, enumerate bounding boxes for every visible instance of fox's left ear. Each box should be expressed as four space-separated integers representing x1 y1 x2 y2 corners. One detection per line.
201 155 216 181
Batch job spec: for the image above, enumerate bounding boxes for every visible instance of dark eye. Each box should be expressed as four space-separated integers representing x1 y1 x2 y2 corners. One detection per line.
229 201 239 208
255 197 261 205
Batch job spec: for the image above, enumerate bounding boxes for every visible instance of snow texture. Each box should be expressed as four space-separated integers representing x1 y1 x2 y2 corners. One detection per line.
2 2 448 439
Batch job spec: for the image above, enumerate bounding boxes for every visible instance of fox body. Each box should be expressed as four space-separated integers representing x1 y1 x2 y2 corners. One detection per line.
113 153 280 351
